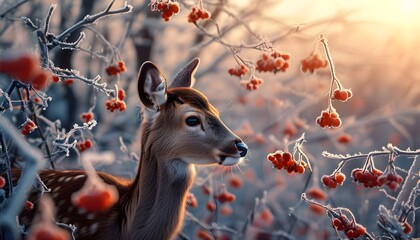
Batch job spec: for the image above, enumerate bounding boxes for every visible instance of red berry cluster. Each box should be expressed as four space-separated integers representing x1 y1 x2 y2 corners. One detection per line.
188 7 211 23
321 172 346 189
351 168 383 188
0 53 52 90
267 150 306 174
105 89 127 112
154 1 180 21
77 139 93 153
80 112 94 123
228 64 248 77
316 109 341 128
332 215 366 238
256 51 290 73
21 119 37 135
300 53 328 73
377 171 403 191
105 61 126 76
241 76 264 91
332 88 352 102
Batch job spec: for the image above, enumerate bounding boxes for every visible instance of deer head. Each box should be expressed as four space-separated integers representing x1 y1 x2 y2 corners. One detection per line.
137 58 248 166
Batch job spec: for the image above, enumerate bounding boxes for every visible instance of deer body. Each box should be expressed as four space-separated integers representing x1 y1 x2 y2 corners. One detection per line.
16 59 248 240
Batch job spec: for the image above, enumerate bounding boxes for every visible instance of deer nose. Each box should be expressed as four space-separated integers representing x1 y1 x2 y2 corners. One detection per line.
235 141 248 157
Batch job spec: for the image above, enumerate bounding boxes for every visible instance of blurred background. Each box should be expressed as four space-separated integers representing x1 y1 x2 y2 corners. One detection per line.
1 0 419 239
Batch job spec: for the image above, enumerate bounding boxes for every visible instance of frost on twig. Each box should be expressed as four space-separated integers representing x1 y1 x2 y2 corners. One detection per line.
53 120 97 156
51 0 133 50
51 65 114 96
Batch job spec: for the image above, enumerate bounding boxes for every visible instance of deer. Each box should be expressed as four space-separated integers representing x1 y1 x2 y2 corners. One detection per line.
12 58 248 240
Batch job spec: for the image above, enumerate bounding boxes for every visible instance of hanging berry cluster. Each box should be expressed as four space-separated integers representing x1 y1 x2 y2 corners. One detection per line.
105 60 126 76
228 64 248 77
267 151 306 174
80 112 94 123
0 53 52 90
149 1 181 21
351 168 383 188
256 51 290 73
313 35 352 129
300 53 328 73
316 108 341 128
241 75 263 91
188 6 211 23
105 89 126 112
77 139 93 153
21 119 37 135
266 134 310 174
332 88 352 102
331 214 367 238
377 166 403 191
321 172 346 189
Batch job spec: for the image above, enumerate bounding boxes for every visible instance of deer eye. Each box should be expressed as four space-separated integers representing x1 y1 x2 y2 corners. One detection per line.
185 116 200 127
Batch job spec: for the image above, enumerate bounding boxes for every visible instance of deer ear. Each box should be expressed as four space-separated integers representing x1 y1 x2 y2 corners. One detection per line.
137 61 168 111
169 58 200 88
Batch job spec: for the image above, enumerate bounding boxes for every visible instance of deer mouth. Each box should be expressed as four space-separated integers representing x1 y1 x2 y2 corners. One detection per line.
218 155 243 166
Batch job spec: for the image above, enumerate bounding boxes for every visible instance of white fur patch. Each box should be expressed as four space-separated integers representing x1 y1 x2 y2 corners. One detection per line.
222 157 243 166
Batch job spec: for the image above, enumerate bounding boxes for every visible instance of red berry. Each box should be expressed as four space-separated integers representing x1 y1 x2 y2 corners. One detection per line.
229 175 243 188
206 201 216 211
0 176 5 188
337 133 352 144
402 221 412 234
334 172 346 184
118 89 126 101
28 224 70 240
197 229 212 240
309 204 324 215
306 187 327 201
25 200 34 210
259 207 274 226
72 186 118 213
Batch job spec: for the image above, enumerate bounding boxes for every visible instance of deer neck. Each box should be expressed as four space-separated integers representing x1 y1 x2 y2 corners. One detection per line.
121 127 195 240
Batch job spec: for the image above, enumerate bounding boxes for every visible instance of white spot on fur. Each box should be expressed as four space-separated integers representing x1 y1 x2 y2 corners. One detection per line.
64 177 72 183
90 223 98 234
58 176 65 182
55 186 61 191
73 175 85 180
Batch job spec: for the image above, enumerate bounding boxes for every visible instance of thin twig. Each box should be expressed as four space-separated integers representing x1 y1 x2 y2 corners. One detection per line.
51 0 133 50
